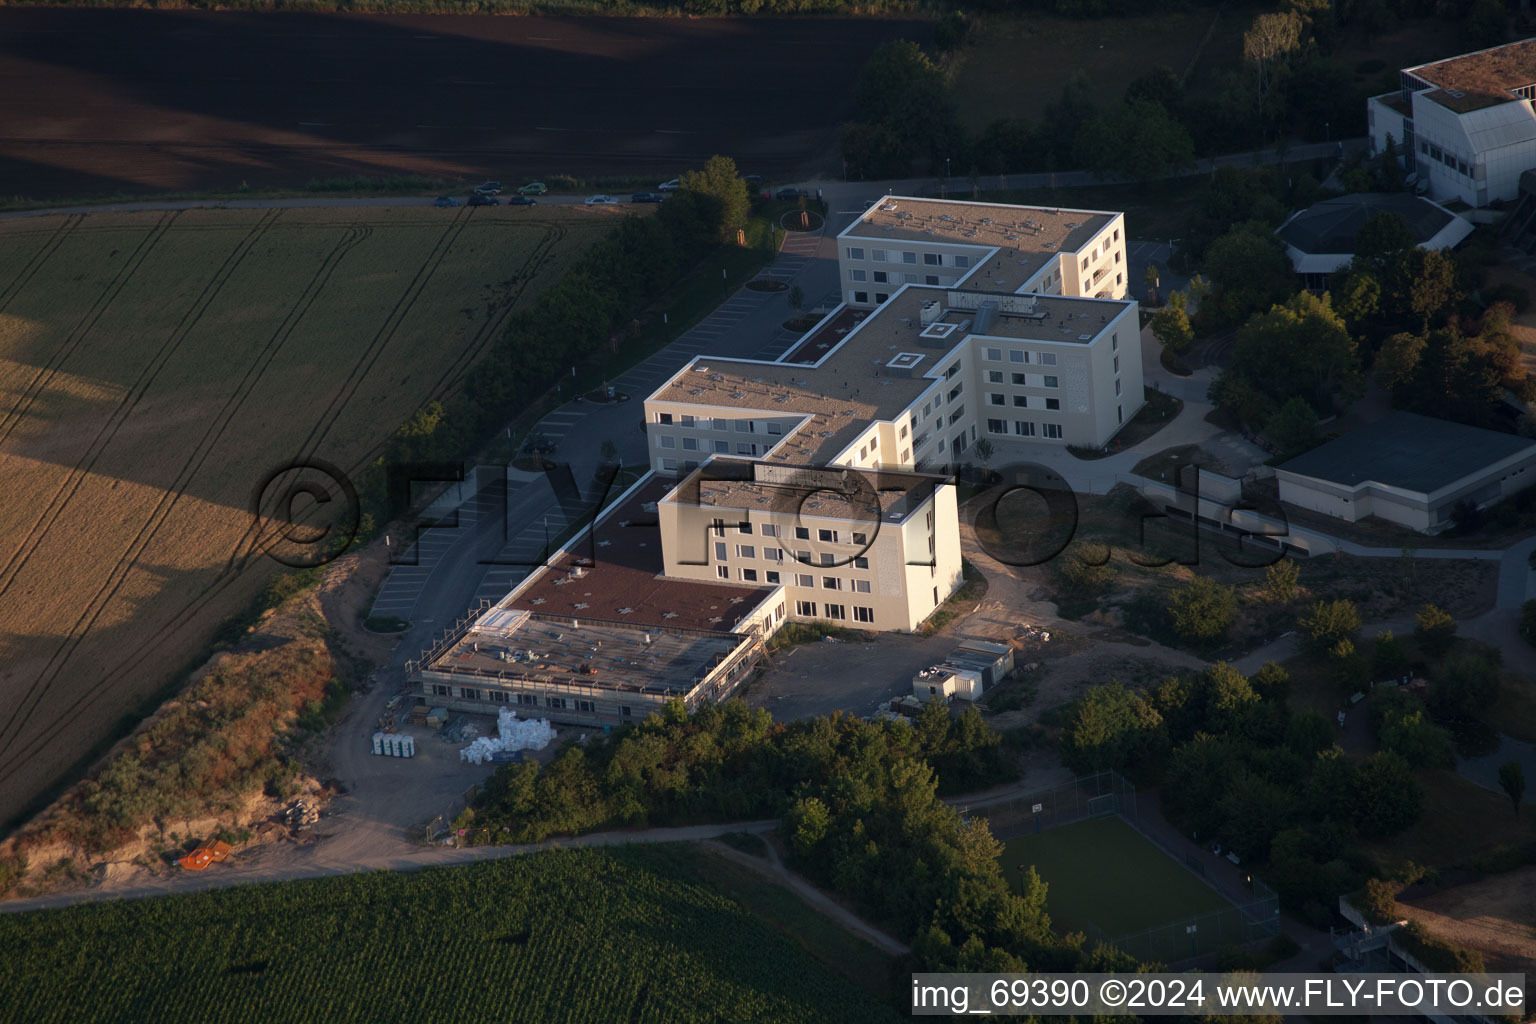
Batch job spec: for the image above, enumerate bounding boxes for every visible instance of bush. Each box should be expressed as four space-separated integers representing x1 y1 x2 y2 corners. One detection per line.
1168 576 1237 644
1397 920 1486 973
1354 877 1399 926
1263 558 1300 602
1054 556 1116 599
1414 603 1457 659
1299 598 1361 651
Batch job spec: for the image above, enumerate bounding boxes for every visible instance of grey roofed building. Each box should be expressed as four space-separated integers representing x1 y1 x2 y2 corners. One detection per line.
1275 411 1536 532
1274 193 1474 276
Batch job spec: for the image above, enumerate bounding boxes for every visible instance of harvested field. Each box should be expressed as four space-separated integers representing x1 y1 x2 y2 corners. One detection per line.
1396 865 1536 973
0 205 610 828
0 9 927 199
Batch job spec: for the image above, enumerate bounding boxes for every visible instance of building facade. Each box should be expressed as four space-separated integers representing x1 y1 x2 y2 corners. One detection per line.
1368 39 1536 207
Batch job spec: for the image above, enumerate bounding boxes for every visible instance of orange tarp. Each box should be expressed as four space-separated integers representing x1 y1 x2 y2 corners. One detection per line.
177 840 233 871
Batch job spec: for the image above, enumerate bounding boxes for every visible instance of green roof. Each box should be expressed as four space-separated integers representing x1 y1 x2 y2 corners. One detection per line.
1278 411 1535 494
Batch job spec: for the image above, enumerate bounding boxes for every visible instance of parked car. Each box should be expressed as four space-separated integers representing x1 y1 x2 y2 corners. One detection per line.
775 186 808 200
743 174 763 188
630 192 663 203
473 181 502 195
467 193 499 206
432 196 459 207
657 178 681 193
505 195 537 206
517 182 548 196
585 194 616 205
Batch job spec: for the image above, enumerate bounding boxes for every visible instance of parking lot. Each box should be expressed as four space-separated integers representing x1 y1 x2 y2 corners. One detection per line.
743 632 963 721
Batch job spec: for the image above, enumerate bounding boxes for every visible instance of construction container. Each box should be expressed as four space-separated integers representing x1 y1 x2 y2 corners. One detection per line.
399 734 416 758
371 732 385 755
948 640 1015 687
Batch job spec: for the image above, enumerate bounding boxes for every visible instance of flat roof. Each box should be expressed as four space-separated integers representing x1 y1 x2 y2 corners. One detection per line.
844 197 1114 294
1277 411 1536 493
649 285 1131 464
1276 193 1460 255
427 609 745 697
663 457 947 525
503 476 775 631
1409 39 1536 112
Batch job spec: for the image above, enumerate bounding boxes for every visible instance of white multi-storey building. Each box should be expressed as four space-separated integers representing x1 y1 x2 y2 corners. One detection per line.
836 196 1130 308
1368 38 1536 207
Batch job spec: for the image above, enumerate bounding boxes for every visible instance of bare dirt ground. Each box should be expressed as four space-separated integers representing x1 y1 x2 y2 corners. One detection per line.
1397 866 1536 973
0 9 927 199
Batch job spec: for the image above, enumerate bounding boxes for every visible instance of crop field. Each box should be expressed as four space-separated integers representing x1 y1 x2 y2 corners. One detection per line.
1002 816 1238 961
0 844 903 1024
0 9 927 199
0 204 614 827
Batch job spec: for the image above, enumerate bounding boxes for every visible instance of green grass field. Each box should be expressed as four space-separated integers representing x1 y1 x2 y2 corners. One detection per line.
0 844 903 1024
1002 816 1245 961
0 206 614 827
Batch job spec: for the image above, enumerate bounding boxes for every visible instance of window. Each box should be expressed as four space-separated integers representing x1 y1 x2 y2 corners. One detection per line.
661 458 677 472
854 606 874 623
490 690 508 704
873 270 888 283
1012 372 1026 386
547 697 568 710
854 291 868 304
735 443 756 456
1039 352 1057 365
924 252 940 265
795 573 814 587
765 547 782 561
1046 398 1060 411
818 529 836 542
1117 273 1123 285
1113 355 1120 373
852 531 867 546
948 383 963 400
459 687 480 701
740 568 758 582
1010 350 1027 363
735 420 755 433
872 249 888 262
1043 423 1063 439
680 414 695 426
1081 256 1089 271
432 684 450 697
987 418 1006 434
985 347 1003 361
1117 406 1123 424
715 541 728 561
948 407 965 426
822 576 842 590
796 550 811 563
1115 379 1122 396
657 412 672 424
681 437 698 451
711 418 727 430
713 440 729 453
1013 395 1028 408
796 600 817 616
853 555 869 569
1014 420 1035 436
820 552 835 566
989 393 1004 405
737 544 755 558
925 275 940 286
859 446 867 460
955 254 970 268
657 435 675 449
903 251 917 264
517 693 537 707
900 448 911 462
988 370 1003 383
875 293 889 304
869 436 877 450
903 273 917 283
1044 375 1059 389
762 524 777 537
846 246 865 260
716 566 730 579
738 521 753 535
575 699 595 714
766 570 781 584
853 579 871 594
1111 333 1118 351
849 268 867 282
1113 228 1120 242
767 422 782 436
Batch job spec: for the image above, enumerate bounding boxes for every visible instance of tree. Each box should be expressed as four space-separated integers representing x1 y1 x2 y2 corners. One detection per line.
1169 576 1238 644
1264 558 1300 602
1499 761 1525 814
1242 10 1304 120
1429 648 1500 721
1372 630 1409 681
1199 224 1294 331
1151 292 1194 354
1213 291 1364 426
1267 395 1321 459
844 40 961 177
1299 598 1361 651
681 155 751 243
1374 332 1425 390
1353 751 1422 837
1060 682 1165 775
1379 709 1451 769
1353 212 1415 269
972 438 995 478
1414 603 1457 659
1074 99 1194 184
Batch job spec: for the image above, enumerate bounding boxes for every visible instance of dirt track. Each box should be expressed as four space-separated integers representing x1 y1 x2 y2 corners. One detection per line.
0 9 927 198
